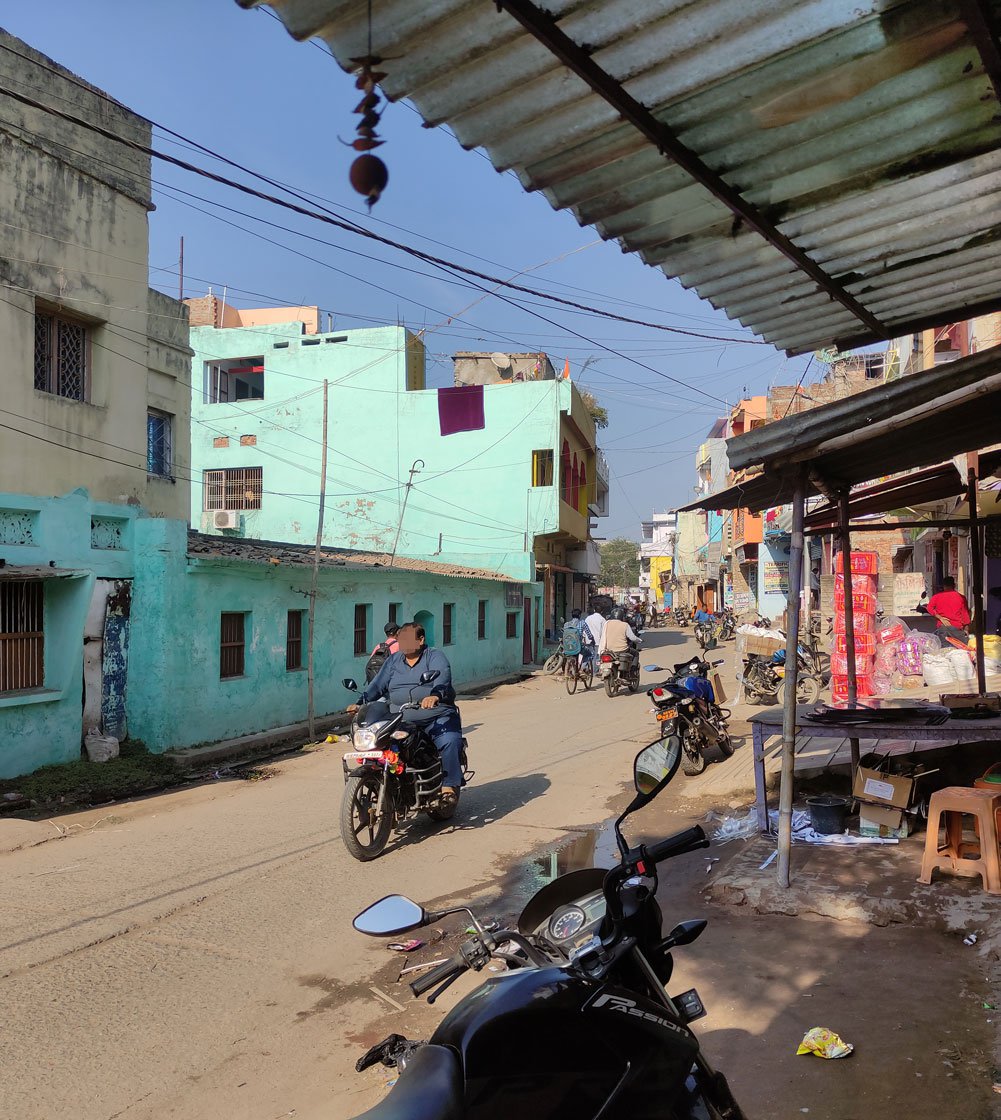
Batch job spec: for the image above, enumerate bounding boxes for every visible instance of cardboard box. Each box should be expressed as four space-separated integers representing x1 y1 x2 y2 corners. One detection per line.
858 803 910 839
852 765 914 809
835 551 879 575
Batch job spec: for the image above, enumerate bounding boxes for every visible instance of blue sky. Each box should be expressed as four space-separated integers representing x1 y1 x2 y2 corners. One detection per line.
3 2 809 537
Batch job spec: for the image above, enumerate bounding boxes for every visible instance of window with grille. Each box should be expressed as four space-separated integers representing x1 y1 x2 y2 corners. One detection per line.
286 610 305 671
443 603 454 645
220 612 246 678
506 611 518 639
147 410 172 477
531 449 554 486
354 604 370 656
34 311 88 401
0 581 44 692
477 599 487 641
203 467 263 510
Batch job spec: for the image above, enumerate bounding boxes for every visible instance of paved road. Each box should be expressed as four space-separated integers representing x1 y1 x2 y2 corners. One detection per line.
0 626 701 1120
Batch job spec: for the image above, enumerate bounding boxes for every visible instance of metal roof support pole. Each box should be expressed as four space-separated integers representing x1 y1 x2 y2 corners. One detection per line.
967 458 987 695
837 489 861 774
777 470 806 889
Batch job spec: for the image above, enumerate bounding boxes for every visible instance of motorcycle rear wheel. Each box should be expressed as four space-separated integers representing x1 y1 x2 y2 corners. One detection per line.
682 735 708 776
340 774 393 861
777 674 822 706
604 673 615 697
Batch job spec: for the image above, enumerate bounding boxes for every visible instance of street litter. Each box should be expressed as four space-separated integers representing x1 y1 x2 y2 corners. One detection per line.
709 806 899 846
796 1027 854 1059
963 933 978 946
705 858 719 875
387 939 423 952
759 850 778 871
398 957 449 979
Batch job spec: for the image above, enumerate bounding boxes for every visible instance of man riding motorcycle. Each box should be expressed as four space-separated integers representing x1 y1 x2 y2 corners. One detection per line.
599 606 642 669
347 621 463 808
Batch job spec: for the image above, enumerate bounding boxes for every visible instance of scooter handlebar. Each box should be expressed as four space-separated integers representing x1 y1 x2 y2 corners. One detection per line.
646 825 710 865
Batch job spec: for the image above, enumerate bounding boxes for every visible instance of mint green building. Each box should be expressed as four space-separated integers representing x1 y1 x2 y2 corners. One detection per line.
186 301 608 643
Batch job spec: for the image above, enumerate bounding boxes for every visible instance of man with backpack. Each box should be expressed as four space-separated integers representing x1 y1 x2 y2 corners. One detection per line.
365 622 400 684
562 608 596 670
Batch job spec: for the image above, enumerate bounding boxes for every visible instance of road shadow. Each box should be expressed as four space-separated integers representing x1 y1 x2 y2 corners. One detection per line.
385 773 552 853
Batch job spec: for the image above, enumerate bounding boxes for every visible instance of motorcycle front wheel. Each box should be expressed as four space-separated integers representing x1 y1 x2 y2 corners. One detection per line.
340 774 393 861
543 652 562 675
777 674 822 706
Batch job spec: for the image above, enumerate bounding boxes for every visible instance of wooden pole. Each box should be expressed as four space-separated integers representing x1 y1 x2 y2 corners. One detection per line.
777 471 806 888
307 379 329 741
390 459 424 569
178 236 184 303
968 458 987 695
837 489 861 772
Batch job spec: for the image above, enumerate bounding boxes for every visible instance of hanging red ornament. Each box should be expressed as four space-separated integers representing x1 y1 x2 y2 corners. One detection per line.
350 153 389 207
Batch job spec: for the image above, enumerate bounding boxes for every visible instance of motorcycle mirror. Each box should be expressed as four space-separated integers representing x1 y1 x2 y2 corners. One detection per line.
642 664 663 672
614 737 683 854
661 918 708 950
419 670 440 684
353 894 427 936
342 677 358 691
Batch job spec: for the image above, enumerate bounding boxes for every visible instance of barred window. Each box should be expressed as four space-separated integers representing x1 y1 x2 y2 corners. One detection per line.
220 612 246 678
203 467 263 511
1 581 45 692
147 410 172 477
286 610 305 671
443 603 454 646
34 311 88 401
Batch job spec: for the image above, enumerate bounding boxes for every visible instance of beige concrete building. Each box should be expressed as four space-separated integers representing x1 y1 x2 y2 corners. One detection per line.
0 29 191 518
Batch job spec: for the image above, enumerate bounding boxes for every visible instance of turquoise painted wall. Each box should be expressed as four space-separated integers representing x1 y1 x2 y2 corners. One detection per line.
0 489 141 778
127 519 540 753
189 323 589 582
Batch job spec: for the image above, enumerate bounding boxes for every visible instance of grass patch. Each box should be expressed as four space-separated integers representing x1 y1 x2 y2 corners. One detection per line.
0 740 183 811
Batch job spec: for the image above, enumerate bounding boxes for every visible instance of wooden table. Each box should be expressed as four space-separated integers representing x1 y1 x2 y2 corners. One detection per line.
749 707 1001 831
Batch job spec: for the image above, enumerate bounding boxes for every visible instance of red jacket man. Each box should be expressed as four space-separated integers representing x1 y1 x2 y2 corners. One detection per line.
926 577 970 631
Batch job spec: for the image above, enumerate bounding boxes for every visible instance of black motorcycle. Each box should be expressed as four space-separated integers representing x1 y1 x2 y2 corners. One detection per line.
673 607 690 628
647 657 733 776
348 737 747 1119
739 653 821 706
599 647 641 696
338 672 469 861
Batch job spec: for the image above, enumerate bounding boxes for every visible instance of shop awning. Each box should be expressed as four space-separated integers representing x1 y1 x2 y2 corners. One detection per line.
0 565 87 580
246 0 1001 355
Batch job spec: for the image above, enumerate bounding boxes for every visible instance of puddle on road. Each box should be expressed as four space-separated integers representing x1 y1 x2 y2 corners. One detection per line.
516 822 620 902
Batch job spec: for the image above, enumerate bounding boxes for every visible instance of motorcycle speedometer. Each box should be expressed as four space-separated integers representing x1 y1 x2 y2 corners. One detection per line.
549 906 587 942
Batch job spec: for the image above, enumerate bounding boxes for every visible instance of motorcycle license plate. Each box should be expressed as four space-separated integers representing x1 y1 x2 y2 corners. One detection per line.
343 751 384 762
656 709 678 721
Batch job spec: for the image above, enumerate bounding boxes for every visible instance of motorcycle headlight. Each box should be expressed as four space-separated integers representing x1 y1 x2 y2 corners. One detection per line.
352 729 378 751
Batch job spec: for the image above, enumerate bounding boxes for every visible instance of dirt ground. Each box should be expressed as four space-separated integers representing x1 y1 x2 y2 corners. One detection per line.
1 624 998 1119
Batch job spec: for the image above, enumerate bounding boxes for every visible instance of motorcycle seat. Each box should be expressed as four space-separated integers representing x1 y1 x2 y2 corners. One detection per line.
352 1044 463 1120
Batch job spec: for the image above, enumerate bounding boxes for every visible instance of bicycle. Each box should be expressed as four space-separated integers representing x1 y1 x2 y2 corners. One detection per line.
563 648 596 694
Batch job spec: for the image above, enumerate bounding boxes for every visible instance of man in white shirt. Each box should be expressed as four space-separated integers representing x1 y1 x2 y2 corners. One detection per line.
584 606 606 652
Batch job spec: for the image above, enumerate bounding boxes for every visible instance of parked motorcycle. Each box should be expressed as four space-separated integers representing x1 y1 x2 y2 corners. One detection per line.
694 619 717 651
740 653 821 706
347 737 748 1120
673 607 690 628
599 648 641 696
647 657 734 776
717 608 737 642
338 672 470 861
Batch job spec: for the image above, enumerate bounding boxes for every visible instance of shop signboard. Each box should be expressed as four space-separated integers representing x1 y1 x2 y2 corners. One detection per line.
763 561 789 593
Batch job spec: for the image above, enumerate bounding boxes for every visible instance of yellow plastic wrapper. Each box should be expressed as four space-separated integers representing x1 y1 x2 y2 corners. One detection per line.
325 734 339 744
796 1027 853 1059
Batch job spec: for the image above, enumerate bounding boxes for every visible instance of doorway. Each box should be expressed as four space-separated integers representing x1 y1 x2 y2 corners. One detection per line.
414 609 435 648
522 598 533 665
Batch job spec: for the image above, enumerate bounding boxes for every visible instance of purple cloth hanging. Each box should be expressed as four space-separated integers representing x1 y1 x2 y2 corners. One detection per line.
438 384 485 436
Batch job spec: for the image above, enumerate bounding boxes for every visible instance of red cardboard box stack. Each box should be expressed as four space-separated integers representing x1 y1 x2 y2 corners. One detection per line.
832 552 879 703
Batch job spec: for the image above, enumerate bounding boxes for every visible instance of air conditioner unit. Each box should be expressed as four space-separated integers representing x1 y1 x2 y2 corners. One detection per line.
212 510 240 530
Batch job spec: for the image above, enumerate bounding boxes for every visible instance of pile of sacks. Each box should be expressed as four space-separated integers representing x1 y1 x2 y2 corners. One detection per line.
866 617 974 694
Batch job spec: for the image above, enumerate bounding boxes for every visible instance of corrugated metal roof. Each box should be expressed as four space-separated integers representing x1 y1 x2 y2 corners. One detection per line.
678 349 1001 511
242 0 1001 354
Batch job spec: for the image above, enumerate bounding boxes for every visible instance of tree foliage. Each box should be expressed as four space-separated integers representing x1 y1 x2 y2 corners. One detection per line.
600 537 640 587
580 390 609 430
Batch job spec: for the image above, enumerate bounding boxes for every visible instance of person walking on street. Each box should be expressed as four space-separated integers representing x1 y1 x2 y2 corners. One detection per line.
584 604 606 652
364 622 400 683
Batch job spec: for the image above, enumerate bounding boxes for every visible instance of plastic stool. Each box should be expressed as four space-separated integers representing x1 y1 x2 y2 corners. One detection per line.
918 786 1001 895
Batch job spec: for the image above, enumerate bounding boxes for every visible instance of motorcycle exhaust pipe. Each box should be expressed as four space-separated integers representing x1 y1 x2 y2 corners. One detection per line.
691 716 720 743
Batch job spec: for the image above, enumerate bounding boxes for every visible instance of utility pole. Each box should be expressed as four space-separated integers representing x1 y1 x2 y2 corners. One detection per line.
307 380 329 740
178 236 184 302
389 459 423 568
